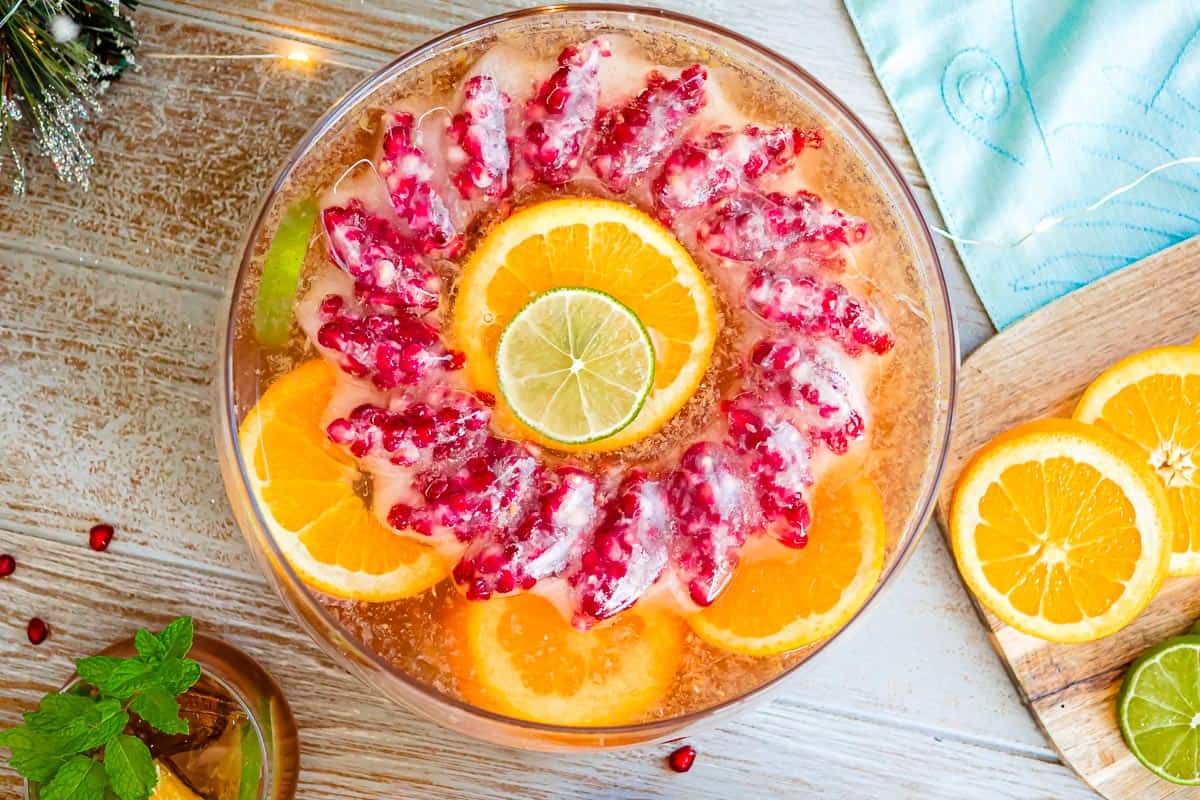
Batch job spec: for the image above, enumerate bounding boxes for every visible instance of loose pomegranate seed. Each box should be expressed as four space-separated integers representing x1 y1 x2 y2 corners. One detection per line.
725 394 813 548
652 125 820 221
454 466 599 600
447 75 512 200
667 442 761 607
327 388 491 469
27 617 48 645
749 338 867 455
591 65 707 193
519 39 611 185
393 437 542 543
569 471 672 628
378 111 462 255
88 523 114 552
667 744 697 773
746 270 894 356
321 200 442 314
316 295 464 390
696 190 869 263
0 554 14 577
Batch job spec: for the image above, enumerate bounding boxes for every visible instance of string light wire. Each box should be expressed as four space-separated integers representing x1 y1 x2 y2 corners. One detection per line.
933 155 1200 248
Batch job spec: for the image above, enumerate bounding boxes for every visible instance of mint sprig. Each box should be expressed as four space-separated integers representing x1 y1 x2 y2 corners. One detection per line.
0 617 201 800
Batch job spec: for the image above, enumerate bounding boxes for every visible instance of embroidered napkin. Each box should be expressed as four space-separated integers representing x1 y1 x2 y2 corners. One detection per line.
845 0 1200 328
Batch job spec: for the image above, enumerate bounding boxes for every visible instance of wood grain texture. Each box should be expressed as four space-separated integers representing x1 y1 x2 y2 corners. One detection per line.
935 236 1200 800
0 532 1098 800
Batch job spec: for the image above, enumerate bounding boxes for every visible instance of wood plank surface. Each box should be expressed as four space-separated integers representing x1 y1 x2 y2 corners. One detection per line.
0 532 1097 800
0 0 1092 797
935 236 1200 799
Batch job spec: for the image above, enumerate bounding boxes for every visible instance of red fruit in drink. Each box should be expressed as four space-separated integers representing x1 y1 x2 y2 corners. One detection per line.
327 389 492 469
453 466 599 600
667 442 761 607
652 125 819 221
315 295 464 390
569 471 672 627
88 523 114 552
378 111 462 254
447 75 512 200
696 190 869 263
0 554 14 577
321 200 442 314
749 337 867 455
27 617 48 645
519 39 611 185
393 437 542 542
725 394 813 548
667 744 697 772
591 65 707 193
746 270 894 357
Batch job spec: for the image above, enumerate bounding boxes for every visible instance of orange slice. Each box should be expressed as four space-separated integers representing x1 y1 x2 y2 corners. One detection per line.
950 418 1172 642
151 761 202 800
1074 346 1200 576
238 359 448 601
451 593 684 726
452 198 717 452
689 476 886 655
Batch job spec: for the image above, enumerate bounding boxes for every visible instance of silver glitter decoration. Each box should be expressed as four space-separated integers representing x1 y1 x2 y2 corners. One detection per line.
2 2 138 193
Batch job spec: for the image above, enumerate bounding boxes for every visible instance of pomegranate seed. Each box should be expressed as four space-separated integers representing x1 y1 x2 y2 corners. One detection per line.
377 111 461 254
88 523 114 552
696 190 869 263
746 270 894 357
27 617 48 645
0 554 14 577
667 744 697 773
447 75 513 200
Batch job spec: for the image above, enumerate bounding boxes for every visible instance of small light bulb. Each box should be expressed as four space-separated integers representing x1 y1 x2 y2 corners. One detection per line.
287 49 310 64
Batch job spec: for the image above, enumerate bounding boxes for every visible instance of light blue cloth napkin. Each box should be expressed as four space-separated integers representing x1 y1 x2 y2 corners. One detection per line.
845 0 1200 328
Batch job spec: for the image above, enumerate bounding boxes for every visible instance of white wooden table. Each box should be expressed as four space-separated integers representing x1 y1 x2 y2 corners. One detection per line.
0 1 1097 797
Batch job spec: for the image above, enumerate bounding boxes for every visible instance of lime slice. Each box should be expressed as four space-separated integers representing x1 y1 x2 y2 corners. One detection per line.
496 287 654 444
1118 629 1200 784
254 197 318 348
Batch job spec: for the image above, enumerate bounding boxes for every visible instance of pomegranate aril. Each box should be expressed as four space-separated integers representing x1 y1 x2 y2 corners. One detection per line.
667 745 697 773
667 442 761 607
88 523 114 552
697 190 869 263
448 75 512 200
749 337 867 455
321 200 441 314
520 39 610 185
590 65 707 193
569 471 671 628
725 394 813 548
454 466 599 600
652 125 820 221
0 554 14 577
328 389 491 468
27 617 48 645
316 296 464 390
378 111 462 254
398 437 541 542
746 270 894 356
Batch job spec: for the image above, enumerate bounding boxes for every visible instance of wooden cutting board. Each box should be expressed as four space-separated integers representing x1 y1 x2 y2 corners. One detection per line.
935 235 1200 800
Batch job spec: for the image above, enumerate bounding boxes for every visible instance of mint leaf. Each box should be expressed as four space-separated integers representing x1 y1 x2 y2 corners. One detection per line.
133 630 164 662
129 687 188 736
0 726 73 783
154 617 193 661
75 656 158 702
103 735 157 800
40 754 109 800
155 658 201 697
25 696 127 754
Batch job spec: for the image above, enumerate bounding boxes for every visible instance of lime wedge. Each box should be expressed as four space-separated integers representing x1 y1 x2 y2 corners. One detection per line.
496 287 654 444
254 197 318 348
1118 631 1200 784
